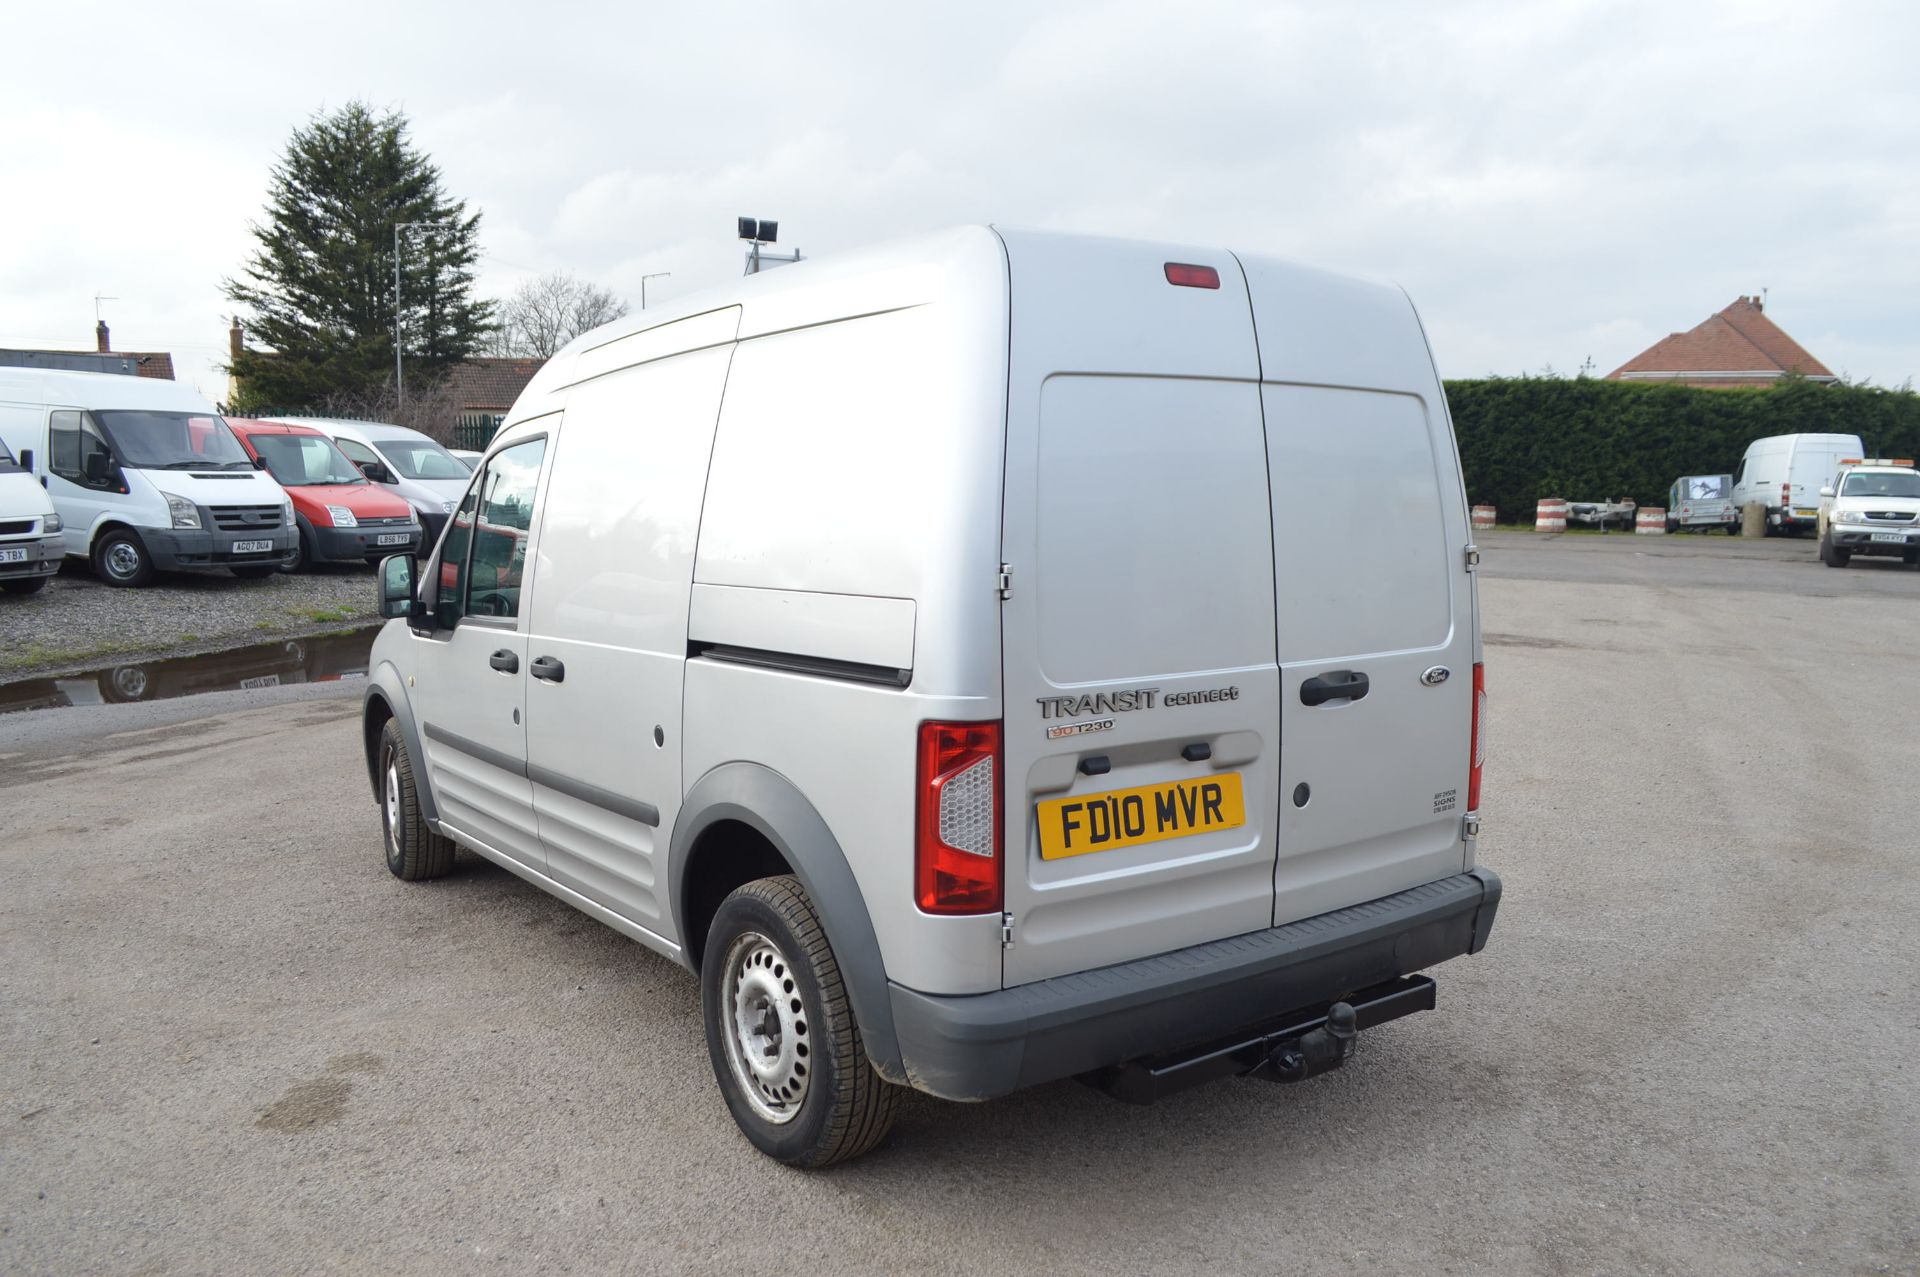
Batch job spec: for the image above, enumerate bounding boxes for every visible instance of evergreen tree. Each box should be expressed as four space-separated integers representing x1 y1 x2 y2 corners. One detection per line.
224 102 493 410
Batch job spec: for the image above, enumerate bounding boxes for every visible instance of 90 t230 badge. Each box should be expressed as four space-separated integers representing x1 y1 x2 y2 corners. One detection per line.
1047 718 1115 740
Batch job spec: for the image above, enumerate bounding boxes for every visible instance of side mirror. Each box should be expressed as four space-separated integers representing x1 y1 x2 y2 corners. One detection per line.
360 461 395 484
1819 485 1835 498
83 452 110 483
18 448 33 471
378 554 419 620
253 453 269 471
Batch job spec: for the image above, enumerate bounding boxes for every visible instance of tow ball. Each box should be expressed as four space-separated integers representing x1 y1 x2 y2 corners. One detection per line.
1259 1000 1357 1084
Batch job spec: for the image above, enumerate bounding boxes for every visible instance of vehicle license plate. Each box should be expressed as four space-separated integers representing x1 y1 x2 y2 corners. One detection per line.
376 533 409 546
239 675 281 690
1794 509 1819 518
1038 772 1246 860
1870 531 1905 544
232 540 273 554
0 548 25 564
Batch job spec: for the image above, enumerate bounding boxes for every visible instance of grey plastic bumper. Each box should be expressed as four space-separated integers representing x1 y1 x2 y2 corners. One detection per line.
0 536 63 580
889 868 1501 1101
144 525 295 570
313 524 422 562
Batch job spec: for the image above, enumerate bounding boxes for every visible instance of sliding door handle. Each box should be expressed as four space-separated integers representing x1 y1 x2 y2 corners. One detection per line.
1300 670 1369 706
530 655 566 683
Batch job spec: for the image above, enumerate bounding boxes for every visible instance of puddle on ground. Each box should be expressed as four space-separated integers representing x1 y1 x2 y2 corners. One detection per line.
0 626 381 714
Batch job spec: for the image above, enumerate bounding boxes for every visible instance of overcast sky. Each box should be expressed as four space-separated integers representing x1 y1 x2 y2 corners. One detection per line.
3 0 1915 401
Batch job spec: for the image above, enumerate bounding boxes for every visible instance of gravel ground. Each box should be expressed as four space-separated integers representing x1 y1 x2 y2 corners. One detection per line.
0 539 1915 1274
0 561 379 682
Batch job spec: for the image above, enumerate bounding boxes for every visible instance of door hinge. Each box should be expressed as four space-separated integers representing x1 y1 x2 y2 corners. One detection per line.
996 564 1013 599
1464 545 1481 572
1001 912 1015 947
1463 814 1481 841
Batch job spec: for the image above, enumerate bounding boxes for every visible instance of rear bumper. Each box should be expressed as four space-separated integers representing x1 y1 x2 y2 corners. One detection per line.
888 868 1501 1101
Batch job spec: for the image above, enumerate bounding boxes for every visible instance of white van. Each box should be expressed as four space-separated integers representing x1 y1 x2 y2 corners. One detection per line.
360 228 1501 1166
1731 432 1865 535
0 369 295 586
0 434 64 595
272 418 471 548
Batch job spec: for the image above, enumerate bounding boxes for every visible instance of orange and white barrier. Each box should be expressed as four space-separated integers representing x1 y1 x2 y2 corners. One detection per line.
1635 508 1667 534
1534 499 1568 532
1471 505 1496 531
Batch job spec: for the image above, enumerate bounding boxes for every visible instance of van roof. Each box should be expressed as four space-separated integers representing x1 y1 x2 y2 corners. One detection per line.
0 365 217 413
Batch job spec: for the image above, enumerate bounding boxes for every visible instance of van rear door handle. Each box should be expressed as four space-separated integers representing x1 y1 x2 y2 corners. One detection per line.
530 655 566 683
488 649 519 674
1300 670 1369 706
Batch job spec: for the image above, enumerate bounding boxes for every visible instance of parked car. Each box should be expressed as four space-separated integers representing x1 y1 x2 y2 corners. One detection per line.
1817 458 1920 568
0 369 294 586
1731 433 1865 536
1665 473 1738 533
226 420 422 570
269 418 470 548
361 227 1500 1167
0 434 64 595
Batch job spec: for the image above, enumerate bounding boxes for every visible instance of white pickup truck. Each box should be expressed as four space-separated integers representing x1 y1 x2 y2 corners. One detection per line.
1817 458 1920 569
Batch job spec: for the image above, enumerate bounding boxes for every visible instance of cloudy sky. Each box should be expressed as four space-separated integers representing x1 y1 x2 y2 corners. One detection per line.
3 0 1915 401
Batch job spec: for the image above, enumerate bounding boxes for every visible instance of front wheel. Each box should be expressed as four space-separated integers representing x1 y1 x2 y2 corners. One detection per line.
701 876 900 1167
1819 532 1850 568
92 529 154 587
378 718 455 880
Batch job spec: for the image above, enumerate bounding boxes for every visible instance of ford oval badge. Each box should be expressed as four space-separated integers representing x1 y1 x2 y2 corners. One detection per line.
1421 666 1451 687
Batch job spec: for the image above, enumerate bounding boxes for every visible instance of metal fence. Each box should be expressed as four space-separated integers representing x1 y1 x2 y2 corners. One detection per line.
452 414 504 451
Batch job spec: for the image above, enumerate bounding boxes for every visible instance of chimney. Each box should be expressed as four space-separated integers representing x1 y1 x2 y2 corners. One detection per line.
229 318 244 362
96 320 111 353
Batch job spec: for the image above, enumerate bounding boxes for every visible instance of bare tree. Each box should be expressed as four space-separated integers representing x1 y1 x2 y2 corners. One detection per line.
491 271 630 359
303 376 468 444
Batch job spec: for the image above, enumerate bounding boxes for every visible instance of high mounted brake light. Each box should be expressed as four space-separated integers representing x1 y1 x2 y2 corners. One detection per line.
1164 263 1221 289
915 721 1002 915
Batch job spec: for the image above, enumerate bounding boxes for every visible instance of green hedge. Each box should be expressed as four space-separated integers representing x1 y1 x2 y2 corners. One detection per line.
1443 377 1920 521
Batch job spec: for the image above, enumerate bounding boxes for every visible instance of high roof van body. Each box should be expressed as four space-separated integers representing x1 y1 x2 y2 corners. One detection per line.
0 369 295 586
1732 432 1866 535
361 227 1501 1165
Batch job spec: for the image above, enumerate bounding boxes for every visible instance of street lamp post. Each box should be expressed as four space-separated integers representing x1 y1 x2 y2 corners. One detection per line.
393 221 450 404
640 272 671 311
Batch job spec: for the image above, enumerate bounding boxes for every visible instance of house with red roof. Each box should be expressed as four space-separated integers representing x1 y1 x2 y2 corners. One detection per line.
1608 296 1835 388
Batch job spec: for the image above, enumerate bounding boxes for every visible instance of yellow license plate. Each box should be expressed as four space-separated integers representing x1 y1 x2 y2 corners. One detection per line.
1037 773 1246 860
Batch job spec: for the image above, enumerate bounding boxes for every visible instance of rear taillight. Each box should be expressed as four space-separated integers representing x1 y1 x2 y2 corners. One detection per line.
915 721 1002 915
1782 482 1791 507
1164 262 1221 289
1468 662 1486 812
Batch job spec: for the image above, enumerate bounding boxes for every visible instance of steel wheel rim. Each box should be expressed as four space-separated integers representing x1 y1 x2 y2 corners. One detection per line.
719 930 810 1124
106 541 141 579
383 759 402 854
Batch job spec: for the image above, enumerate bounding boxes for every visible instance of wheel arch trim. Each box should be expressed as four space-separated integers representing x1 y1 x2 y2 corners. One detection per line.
362 660 437 825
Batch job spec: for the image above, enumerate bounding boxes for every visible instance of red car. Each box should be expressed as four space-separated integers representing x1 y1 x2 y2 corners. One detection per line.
226 419 422 570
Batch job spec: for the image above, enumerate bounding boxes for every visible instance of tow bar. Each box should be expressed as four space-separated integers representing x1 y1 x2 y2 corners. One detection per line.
1079 975 1437 1105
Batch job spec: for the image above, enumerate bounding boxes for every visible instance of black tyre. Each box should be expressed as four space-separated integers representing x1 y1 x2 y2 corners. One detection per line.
378 718 455 881
1819 532 1850 568
91 528 153 587
701 876 900 1167
1725 523 1740 535
287 526 312 573
1 575 49 595
230 564 277 580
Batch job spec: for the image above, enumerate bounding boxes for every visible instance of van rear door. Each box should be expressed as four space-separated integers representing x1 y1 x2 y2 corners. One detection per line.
996 231 1280 987
1236 257 1476 924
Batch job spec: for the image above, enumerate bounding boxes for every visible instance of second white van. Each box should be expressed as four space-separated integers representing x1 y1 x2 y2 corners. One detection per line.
0 369 295 586
1731 432 1865 535
0 434 64 595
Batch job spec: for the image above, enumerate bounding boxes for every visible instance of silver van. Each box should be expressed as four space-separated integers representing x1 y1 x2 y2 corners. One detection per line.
361 228 1501 1166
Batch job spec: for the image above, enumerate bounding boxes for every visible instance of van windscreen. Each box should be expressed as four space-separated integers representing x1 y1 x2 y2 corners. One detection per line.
94 411 253 470
371 438 467 481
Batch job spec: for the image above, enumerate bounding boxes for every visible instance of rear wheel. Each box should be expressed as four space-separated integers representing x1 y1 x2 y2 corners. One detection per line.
1819 532 1850 568
91 529 153 587
378 718 455 880
0 575 49 595
1725 523 1740 535
701 876 899 1167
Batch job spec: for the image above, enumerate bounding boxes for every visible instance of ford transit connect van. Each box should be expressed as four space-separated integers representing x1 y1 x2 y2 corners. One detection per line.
0 435 64 595
0 369 295 586
360 228 1501 1166
227 420 423 569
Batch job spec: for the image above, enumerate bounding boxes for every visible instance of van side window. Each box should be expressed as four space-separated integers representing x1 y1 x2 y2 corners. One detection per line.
336 439 381 470
435 482 481 623
1732 457 1745 485
443 438 546 623
49 410 113 488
